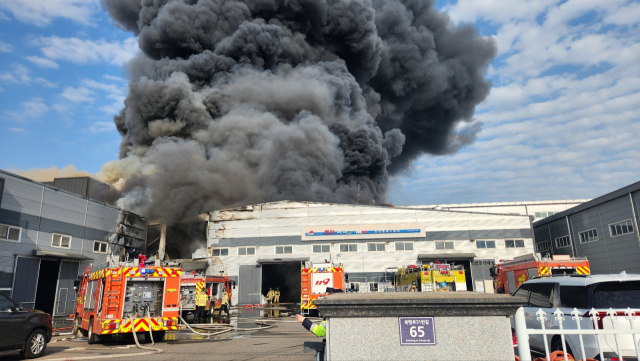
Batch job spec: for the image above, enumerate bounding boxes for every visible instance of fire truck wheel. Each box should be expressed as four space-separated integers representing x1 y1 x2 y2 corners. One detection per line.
152 331 165 341
71 316 81 337
87 319 99 344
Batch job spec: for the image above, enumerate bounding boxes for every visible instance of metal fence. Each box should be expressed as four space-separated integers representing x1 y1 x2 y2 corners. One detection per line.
514 307 640 361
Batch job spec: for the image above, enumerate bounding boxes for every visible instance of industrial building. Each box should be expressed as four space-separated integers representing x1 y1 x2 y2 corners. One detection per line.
0 169 147 317
202 201 535 305
410 199 588 222
533 181 640 274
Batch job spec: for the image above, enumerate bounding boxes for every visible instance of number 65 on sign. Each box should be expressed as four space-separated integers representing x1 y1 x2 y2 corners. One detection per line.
398 317 436 346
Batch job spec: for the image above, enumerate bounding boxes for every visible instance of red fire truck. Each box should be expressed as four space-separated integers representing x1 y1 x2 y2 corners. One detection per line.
491 253 590 294
300 262 346 315
72 263 182 344
179 273 234 317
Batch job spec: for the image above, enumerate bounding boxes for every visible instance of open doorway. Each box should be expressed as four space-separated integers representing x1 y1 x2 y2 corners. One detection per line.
261 262 301 303
34 259 60 315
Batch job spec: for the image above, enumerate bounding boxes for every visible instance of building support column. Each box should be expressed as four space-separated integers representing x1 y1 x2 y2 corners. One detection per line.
630 193 640 246
566 216 576 257
158 223 167 261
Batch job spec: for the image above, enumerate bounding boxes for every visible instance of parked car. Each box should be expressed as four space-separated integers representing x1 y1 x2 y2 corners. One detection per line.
511 273 640 361
0 294 52 358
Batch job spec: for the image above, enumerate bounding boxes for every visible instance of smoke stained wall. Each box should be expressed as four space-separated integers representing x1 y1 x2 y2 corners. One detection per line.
100 0 496 222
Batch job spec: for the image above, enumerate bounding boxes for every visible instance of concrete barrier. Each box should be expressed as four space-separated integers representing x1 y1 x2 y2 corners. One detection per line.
315 292 525 361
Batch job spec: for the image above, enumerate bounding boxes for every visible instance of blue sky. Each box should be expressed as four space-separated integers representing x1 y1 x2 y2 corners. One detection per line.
1 0 639 206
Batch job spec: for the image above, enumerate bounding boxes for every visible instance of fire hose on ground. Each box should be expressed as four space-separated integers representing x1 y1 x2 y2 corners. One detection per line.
42 311 163 360
43 305 315 360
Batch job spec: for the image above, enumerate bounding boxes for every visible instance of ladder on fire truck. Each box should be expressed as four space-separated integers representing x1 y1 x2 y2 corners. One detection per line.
105 270 121 316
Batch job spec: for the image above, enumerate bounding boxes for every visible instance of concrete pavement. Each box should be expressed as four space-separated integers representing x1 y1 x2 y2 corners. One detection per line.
0 318 318 361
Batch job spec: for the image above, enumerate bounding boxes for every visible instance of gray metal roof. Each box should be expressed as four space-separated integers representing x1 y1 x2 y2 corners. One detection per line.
0 168 120 211
533 180 640 228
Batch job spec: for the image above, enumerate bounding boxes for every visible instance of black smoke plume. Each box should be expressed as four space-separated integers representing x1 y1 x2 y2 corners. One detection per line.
100 0 495 222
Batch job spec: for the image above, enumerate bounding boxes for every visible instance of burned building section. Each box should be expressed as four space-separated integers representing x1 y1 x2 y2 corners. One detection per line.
146 217 208 261
109 210 148 258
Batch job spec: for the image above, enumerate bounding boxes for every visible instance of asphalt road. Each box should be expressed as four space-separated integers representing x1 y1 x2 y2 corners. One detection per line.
0 318 318 361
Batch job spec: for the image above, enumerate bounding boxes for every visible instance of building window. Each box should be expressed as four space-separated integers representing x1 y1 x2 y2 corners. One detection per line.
476 240 496 249
395 242 414 251
212 248 229 257
339 244 358 252
535 241 549 253
609 219 634 237
93 241 109 254
505 240 525 248
313 245 331 253
578 229 598 243
275 245 293 254
435 241 454 250
367 243 385 252
238 247 256 256
0 224 21 242
52 233 71 249
534 212 556 219
555 236 571 249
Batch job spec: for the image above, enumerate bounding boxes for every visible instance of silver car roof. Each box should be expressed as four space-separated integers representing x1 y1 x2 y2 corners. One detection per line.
523 273 640 286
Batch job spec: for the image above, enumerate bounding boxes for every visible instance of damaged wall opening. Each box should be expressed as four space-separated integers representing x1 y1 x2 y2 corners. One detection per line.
261 262 301 304
147 221 207 260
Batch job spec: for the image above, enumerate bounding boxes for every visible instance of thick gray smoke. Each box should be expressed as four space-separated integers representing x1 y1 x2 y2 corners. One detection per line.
100 0 495 222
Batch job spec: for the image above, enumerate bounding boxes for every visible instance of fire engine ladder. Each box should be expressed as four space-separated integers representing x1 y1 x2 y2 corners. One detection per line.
301 269 311 316
105 275 122 316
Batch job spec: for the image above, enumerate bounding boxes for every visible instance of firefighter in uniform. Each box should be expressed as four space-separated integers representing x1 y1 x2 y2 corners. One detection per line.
195 289 208 322
296 314 326 337
266 288 274 305
273 288 280 304
410 281 417 292
218 289 230 317
437 281 450 292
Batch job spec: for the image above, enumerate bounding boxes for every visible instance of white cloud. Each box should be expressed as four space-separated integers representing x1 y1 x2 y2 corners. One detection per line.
89 121 115 133
4 97 49 121
52 103 70 113
0 0 99 27
35 36 139 66
0 41 12 52
26 56 59 69
61 86 95 103
57 78 126 116
390 0 640 206
82 78 126 114
8 127 26 132
103 74 125 82
0 64 57 87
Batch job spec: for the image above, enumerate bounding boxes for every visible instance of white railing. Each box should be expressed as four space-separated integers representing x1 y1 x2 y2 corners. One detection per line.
514 307 640 361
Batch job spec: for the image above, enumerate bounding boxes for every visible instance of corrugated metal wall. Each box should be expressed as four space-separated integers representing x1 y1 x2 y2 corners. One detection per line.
238 264 261 305
208 201 536 303
534 190 640 275
0 170 147 297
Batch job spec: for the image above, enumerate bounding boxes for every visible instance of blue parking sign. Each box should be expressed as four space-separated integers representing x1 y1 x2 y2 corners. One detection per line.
398 317 436 346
